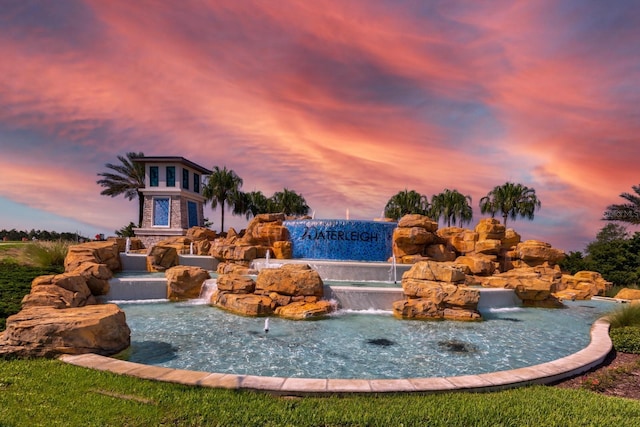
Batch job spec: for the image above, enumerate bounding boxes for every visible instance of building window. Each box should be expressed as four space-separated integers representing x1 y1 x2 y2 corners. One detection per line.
188 201 198 228
194 173 200 193
182 168 189 190
166 166 175 187
150 166 159 187
153 197 170 226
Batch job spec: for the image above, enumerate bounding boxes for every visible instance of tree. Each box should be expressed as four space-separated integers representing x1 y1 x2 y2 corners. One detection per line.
202 166 244 233
384 189 429 220
96 152 146 227
268 188 310 216
115 222 136 238
430 189 473 227
479 182 541 228
241 191 270 219
603 184 640 225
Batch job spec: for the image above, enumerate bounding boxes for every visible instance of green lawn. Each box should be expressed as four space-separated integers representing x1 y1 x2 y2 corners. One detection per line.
0 358 639 426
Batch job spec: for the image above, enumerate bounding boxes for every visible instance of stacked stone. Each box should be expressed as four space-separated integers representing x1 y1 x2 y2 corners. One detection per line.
0 241 130 358
211 213 291 271
166 265 211 301
477 265 564 308
556 271 612 300
392 260 481 321
211 264 333 320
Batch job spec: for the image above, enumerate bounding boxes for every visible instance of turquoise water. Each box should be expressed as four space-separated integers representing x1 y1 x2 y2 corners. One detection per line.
118 299 615 379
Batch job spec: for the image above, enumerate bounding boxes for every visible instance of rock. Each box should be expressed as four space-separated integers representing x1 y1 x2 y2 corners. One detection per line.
402 260 467 283
186 226 217 241
211 292 274 316
473 239 502 255
615 288 640 300
166 266 211 301
437 227 478 254
156 236 191 254
515 240 565 266
274 300 333 319
216 262 257 275
0 304 130 358
424 244 457 262
501 229 521 249
255 264 324 297
210 243 257 263
455 255 496 276
108 237 144 253
402 280 480 308
64 241 121 273
216 274 256 294
475 218 506 241
397 254 431 264
146 245 179 272
397 214 438 231
71 262 112 295
192 239 211 255
558 271 611 300
22 274 94 309
480 266 563 307
242 220 289 247
272 240 292 259
393 227 437 257
392 299 480 321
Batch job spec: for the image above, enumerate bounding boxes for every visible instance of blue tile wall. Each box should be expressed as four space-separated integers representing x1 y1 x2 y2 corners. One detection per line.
283 219 397 261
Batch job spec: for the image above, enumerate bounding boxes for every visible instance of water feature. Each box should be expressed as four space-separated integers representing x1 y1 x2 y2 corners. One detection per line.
118 299 615 379
283 219 396 261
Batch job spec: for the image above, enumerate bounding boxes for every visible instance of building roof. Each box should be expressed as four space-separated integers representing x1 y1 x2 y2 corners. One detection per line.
132 156 212 175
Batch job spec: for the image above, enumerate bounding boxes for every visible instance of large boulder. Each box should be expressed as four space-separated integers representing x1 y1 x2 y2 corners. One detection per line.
479 266 563 308
437 227 478 254
615 288 640 300
64 241 121 273
0 304 130 358
402 260 466 283
473 239 502 255
146 245 179 272
394 260 481 320
186 226 217 242
70 261 112 295
397 214 438 231
272 240 292 259
556 271 612 300
424 244 457 262
455 255 496 276
21 274 94 309
166 266 211 301
211 292 274 316
393 227 436 256
216 274 256 294
501 229 521 249
515 240 565 267
255 264 324 297
475 218 506 241
274 300 334 320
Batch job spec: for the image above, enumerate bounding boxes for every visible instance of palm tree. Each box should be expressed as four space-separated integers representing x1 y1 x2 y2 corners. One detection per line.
430 189 473 227
603 184 640 225
479 182 541 228
384 189 429 220
96 152 146 227
269 188 310 216
234 190 270 219
202 166 244 233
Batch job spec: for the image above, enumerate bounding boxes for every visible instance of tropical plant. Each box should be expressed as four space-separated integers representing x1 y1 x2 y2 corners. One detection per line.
430 189 473 227
268 188 310 216
202 166 244 233
235 190 270 219
115 222 136 237
603 184 640 224
96 152 146 226
479 182 541 228
384 189 429 220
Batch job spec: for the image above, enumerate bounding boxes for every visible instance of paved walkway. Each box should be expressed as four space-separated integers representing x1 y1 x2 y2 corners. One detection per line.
59 318 612 396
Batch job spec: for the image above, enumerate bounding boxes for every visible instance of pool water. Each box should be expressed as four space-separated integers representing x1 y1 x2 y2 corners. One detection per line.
117 299 615 379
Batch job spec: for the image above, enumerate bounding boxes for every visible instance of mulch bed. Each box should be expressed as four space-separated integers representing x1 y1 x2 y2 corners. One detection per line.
554 351 640 400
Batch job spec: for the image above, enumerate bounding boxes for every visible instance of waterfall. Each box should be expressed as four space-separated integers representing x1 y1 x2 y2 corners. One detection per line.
198 279 218 302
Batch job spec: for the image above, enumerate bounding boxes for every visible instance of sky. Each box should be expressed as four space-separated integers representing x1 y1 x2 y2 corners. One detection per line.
0 0 639 252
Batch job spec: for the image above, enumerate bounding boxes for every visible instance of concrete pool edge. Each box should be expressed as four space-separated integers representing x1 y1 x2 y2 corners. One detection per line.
58 317 612 396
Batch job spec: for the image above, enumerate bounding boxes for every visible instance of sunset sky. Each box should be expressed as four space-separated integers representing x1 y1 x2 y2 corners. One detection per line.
1 0 639 252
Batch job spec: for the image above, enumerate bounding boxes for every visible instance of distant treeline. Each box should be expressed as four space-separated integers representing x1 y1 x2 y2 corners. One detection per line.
0 229 88 242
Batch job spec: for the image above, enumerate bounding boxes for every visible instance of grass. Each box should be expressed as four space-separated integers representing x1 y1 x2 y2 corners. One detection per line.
0 359 640 426
0 261 63 331
607 303 640 329
23 240 70 269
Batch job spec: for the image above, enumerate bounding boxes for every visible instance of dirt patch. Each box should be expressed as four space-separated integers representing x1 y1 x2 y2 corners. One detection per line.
554 351 640 400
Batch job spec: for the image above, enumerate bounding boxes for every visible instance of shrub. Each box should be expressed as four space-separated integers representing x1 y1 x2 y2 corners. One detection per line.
606 303 640 329
610 326 640 354
24 241 69 269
